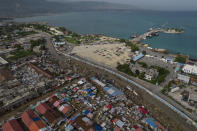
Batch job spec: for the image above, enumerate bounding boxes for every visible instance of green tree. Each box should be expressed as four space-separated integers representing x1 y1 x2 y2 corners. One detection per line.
142 50 146 55
135 70 140 76
175 55 186 63
119 38 126 43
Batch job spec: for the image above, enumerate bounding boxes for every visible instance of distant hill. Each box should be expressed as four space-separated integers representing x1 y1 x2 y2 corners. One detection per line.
0 0 137 18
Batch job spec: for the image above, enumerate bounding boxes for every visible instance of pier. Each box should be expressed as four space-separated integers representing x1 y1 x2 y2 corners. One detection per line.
131 28 164 43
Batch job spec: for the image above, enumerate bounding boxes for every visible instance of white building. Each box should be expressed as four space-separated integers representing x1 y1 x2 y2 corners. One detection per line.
54 42 66 47
50 27 64 35
182 64 197 75
177 74 190 84
0 57 8 65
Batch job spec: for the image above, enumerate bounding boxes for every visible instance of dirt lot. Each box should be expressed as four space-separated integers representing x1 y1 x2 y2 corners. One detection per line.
71 44 131 68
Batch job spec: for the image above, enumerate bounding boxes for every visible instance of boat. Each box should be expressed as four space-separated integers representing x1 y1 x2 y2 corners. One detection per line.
148 28 153 31
152 32 159 36
131 34 138 38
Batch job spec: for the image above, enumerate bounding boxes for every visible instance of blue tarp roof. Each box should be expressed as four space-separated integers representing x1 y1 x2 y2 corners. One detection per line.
90 77 96 80
133 53 144 62
145 118 157 128
104 84 123 97
84 109 90 115
166 58 173 61
33 117 40 122
65 124 74 131
177 62 184 66
85 88 92 93
94 124 103 131
71 113 81 121
89 92 95 96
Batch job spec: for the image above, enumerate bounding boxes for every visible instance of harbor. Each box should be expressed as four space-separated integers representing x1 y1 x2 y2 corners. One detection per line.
131 28 164 43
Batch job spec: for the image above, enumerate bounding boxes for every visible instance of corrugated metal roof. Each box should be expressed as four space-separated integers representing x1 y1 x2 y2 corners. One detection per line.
104 85 123 97
43 111 57 124
145 118 157 128
29 120 46 131
62 105 72 115
21 110 35 127
2 119 24 131
36 103 51 115
133 53 144 62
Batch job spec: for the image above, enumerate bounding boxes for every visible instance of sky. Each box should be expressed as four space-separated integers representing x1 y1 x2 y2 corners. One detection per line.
49 0 197 11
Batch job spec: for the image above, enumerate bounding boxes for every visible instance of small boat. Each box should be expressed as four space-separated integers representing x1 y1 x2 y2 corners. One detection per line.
146 34 152 38
131 34 138 38
148 28 153 31
152 32 159 36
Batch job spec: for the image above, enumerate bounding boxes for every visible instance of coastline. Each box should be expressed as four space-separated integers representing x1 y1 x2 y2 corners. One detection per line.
12 11 197 59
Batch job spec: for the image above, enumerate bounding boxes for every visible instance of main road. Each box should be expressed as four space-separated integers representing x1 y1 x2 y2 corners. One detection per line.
42 32 197 128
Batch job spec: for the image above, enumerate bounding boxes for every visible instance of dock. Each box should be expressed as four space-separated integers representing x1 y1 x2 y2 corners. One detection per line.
131 28 164 43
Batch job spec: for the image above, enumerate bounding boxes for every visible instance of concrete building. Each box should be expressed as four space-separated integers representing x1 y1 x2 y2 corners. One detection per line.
191 78 197 86
50 27 63 35
145 69 158 81
177 74 190 84
0 57 8 66
54 42 66 47
182 64 197 75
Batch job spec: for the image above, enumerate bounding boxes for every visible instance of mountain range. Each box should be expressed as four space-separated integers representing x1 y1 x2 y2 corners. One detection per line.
0 0 137 18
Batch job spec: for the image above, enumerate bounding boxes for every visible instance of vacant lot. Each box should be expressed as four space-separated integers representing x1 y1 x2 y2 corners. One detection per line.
71 44 131 68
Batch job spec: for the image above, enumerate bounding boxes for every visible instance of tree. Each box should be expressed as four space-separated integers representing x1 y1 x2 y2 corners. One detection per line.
175 55 186 63
131 44 139 52
116 64 134 76
139 72 145 79
135 70 140 76
142 50 146 55
119 38 126 43
163 50 169 54
130 59 135 64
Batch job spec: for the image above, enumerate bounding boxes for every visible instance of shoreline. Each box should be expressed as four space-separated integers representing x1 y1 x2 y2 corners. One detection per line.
10 15 197 60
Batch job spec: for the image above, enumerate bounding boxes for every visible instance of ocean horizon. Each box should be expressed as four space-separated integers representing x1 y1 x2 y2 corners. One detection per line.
14 10 197 58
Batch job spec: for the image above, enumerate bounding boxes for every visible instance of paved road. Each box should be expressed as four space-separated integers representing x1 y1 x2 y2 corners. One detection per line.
42 32 197 128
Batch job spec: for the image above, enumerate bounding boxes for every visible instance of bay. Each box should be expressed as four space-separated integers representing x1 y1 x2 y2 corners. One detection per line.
15 10 197 58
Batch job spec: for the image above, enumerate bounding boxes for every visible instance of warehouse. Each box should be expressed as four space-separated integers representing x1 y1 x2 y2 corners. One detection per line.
182 64 197 75
133 53 144 62
177 74 190 84
2 119 24 131
21 109 47 131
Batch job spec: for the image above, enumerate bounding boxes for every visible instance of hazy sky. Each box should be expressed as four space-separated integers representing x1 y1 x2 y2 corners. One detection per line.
49 0 197 11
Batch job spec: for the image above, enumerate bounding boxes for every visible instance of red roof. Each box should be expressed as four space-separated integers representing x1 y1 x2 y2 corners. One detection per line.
21 109 37 127
156 121 166 131
114 126 121 131
49 96 59 104
136 128 143 131
65 76 71 81
62 105 72 114
2 119 24 131
29 120 46 131
138 107 148 115
105 104 112 109
133 125 139 129
113 118 118 124
36 103 52 114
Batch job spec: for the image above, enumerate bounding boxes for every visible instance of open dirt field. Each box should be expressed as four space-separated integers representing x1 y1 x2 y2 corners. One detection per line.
71 44 131 68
